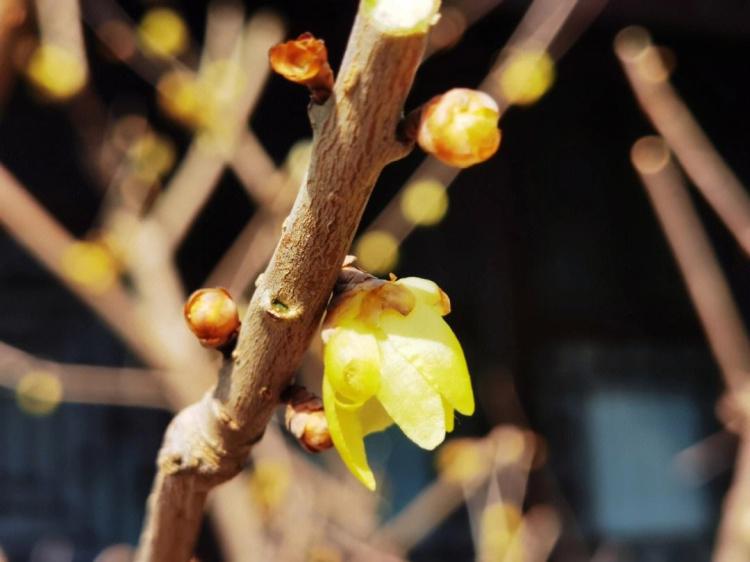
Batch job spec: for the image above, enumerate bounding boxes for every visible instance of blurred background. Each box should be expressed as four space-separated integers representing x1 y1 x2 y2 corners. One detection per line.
1 0 750 561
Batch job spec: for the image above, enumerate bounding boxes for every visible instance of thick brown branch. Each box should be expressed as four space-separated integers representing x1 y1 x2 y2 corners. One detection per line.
135 4 430 560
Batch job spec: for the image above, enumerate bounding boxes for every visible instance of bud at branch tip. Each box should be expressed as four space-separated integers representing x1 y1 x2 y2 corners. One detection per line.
269 33 334 104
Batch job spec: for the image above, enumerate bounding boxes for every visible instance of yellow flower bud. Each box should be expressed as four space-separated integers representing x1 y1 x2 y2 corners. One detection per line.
417 88 501 168
183 288 240 348
322 274 474 490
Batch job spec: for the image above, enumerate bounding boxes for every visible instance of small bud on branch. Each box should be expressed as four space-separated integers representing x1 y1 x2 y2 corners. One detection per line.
415 88 501 168
269 33 334 104
283 385 333 453
183 288 240 349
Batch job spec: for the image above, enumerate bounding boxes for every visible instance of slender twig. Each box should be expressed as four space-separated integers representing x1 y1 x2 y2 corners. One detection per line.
0 164 265 561
147 12 284 252
632 137 750 393
135 4 434 559
0 340 167 409
0 164 161 367
617 29 750 256
631 136 750 562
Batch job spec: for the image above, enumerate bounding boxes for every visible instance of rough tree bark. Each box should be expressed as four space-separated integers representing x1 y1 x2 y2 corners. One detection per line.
135 3 433 560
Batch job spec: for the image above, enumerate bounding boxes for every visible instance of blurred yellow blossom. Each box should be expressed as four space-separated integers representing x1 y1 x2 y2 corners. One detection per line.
157 70 212 129
249 459 291 514
61 241 119 294
479 502 523 562
499 49 555 106
25 43 87 100
354 230 399 275
401 179 449 226
16 370 63 416
322 274 474 489
127 133 176 183
137 8 188 59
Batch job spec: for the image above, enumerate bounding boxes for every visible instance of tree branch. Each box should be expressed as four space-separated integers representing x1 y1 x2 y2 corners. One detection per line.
135 4 432 560
0 340 167 409
616 28 750 257
630 137 750 561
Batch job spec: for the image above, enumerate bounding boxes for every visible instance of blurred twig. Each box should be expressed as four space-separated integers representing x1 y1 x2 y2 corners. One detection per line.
616 27 750 256
0 164 161 367
147 11 284 252
0 340 167 409
631 136 750 562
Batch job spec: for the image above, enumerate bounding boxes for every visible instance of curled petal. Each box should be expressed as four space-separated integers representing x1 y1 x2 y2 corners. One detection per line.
323 377 376 490
324 323 381 404
376 338 446 449
380 303 474 415
395 277 451 315
322 292 365 339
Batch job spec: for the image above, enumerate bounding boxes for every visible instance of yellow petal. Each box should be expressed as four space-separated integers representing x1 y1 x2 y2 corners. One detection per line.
322 377 376 490
380 302 474 415
395 277 451 315
322 292 365 336
376 338 446 449
360 398 394 435
324 323 381 404
444 398 455 433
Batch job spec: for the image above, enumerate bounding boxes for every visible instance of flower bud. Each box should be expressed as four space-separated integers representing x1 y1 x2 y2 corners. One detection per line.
269 33 334 103
183 288 240 348
284 386 333 453
417 88 501 168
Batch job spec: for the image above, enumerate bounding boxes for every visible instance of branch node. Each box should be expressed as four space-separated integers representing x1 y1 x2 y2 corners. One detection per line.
263 292 303 321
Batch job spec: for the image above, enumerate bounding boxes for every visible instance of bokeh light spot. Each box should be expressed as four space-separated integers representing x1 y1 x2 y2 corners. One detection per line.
499 49 555 106
16 370 63 416
61 241 119 294
401 179 449 226
354 230 399 275
25 43 86 100
137 8 188 59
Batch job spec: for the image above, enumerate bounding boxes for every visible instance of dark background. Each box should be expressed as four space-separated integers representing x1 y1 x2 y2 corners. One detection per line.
1 0 750 560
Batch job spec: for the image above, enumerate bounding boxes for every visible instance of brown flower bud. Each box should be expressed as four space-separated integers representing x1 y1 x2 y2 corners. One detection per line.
417 88 501 168
284 386 333 453
269 33 334 103
183 288 240 348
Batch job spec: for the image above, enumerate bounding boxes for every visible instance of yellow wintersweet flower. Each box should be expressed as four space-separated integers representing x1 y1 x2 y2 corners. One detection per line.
322 275 474 490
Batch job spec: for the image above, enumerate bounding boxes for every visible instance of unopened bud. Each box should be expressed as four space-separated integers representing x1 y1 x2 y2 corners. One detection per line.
184 288 240 348
269 33 334 103
417 88 501 168
284 386 333 453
